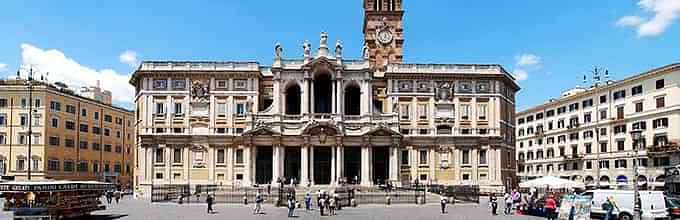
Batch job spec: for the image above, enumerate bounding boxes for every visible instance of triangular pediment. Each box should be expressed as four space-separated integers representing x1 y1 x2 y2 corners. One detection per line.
304 56 339 69
302 120 342 136
242 126 281 136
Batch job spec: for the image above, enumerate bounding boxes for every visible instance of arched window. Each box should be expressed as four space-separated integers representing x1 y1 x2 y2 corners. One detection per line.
344 84 361 115
313 73 332 113
285 83 302 115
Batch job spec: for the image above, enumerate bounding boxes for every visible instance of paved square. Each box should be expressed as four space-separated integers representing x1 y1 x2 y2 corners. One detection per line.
73 197 543 220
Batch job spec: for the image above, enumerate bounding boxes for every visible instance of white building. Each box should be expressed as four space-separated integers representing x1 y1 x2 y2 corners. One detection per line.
516 63 680 189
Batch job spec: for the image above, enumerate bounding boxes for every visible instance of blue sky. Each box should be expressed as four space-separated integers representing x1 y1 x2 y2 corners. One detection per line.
0 0 678 110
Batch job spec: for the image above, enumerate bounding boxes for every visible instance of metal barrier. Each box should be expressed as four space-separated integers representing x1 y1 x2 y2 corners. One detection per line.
436 185 480 203
151 184 190 203
191 185 279 204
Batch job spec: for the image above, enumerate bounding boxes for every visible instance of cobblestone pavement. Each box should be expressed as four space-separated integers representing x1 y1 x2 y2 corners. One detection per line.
73 197 543 220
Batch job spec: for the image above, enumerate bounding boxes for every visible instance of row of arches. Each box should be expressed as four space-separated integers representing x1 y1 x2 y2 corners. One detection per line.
284 73 362 116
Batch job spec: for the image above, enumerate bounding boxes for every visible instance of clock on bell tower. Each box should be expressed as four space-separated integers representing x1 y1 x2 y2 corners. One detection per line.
363 0 404 71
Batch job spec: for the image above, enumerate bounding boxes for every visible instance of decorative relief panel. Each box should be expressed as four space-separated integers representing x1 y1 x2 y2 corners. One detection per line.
457 81 473 93
397 80 413 92
416 81 431 93
435 82 454 101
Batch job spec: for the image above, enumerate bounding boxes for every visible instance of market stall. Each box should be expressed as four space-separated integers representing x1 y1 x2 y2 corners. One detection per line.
0 180 113 219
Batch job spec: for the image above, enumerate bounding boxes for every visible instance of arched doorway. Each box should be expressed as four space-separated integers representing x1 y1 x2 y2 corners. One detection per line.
314 73 332 113
600 176 610 186
344 84 361 115
285 83 301 115
584 176 594 185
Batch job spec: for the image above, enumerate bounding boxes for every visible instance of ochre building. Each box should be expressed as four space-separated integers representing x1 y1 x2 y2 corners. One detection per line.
0 79 135 186
131 0 520 196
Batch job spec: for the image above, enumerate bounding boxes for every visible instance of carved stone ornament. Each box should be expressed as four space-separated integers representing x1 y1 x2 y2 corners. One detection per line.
191 144 207 168
191 80 209 102
438 145 453 153
303 40 311 58
435 82 453 101
335 40 343 57
362 43 370 60
275 42 283 59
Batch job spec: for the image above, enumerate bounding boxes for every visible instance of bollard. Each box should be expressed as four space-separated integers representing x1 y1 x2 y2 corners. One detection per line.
243 196 248 205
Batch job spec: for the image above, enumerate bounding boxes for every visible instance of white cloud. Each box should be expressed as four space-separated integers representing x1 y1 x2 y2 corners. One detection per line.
617 0 680 37
20 43 133 104
119 50 138 67
513 69 529 81
0 63 7 72
514 53 541 67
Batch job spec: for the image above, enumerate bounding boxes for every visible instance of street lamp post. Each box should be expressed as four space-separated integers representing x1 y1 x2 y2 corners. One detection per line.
24 68 35 180
630 128 642 220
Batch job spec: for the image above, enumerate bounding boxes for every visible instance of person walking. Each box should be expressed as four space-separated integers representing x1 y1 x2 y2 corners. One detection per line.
319 195 326 216
105 190 113 204
511 189 521 214
206 195 214 214
329 195 336 216
603 196 619 220
440 195 447 214
304 192 312 211
544 194 557 220
503 193 513 215
489 194 498 215
114 190 121 204
287 197 296 217
253 192 264 215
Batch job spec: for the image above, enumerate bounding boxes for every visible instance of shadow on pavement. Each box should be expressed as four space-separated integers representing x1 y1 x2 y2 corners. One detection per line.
70 214 129 220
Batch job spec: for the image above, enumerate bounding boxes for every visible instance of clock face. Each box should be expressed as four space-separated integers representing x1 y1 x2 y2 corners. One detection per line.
377 29 393 44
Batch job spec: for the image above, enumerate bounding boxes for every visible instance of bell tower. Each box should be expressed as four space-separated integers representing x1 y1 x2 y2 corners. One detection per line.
363 0 404 71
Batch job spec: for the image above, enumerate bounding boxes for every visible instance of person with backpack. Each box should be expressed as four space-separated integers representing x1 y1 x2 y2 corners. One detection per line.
253 192 264 215
489 194 498 215
603 196 619 220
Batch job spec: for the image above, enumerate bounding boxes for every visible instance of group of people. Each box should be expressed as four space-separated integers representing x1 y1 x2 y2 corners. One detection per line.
105 189 123 205
312 190 339 216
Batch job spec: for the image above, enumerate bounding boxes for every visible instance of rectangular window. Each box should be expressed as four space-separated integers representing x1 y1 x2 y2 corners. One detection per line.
617 106 624 119
49 136 60 146
217 149 225 164
77 161 89 172
173 148 182 163
613 90 626 100
478 104 487 120
236 103 246 115
600 95 607 104
153 79 167 89
600 143 608 153
631 85 643 96
462 150 470 165
235 149 244 164
81 108 87 117
48 160 60 171
617 140 625 151
92 143 101 151
216 80 227 88
155 102 165 114
65 121 75 130
652 118 668 129
419 150 428 165
585 143 592 154
460 104 470 120
599 109 607 120
79 141 88 149
20 114 27 126
479 150 487 165
63 160 74 172
172 79 186 89
0 114 5 127
656 79 664 89
66 105 76 114
155 148 164 163
104 115 112 122
656 97 665 108
635 102 643 113
582 99 594 108
174 102 183 114
50 101 61 111
401 150 409 165
584 112 592 123
79 124 89 132
0 99 7 108
64 139 75 148
104 144 112 152
93 127 101 134
418 104 428 120
400 104 410 120
94 112 99 120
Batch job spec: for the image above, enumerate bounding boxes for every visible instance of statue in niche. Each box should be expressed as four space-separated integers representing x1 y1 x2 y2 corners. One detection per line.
335 40 343 57
274 41 283 59
362 43 370 60
303 40 311 58
436 82 452 101
191 80 209 102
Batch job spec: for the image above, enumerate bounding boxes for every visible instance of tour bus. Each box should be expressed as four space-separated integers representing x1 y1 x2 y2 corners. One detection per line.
0 180 113 219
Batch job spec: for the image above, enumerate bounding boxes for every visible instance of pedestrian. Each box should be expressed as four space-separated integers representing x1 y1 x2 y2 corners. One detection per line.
319 196 326 216
511 189 521 214
114 190 121 204
440 194 447 214
105 190 113 204
330 195 337 216
206 195 214 214
253 192 264 215
287 197 296 217
503 193 513 215
489 194 498 215
304 192 312 211
544 194 557 220
603 196 619 220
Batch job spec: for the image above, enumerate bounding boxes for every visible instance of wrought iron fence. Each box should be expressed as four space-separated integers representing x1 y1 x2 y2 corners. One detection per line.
435 185 480 203
151 184 190 203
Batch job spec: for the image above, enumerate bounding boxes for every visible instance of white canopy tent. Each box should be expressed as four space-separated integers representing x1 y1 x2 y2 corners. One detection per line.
519 176 585 189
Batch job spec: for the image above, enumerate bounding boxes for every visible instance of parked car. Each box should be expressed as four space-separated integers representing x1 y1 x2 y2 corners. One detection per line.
584 190 668 220
668 197 680 220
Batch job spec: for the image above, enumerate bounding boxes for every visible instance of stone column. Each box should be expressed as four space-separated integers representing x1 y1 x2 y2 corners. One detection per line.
496 148 503 185
331 145 337 185
429 147 436 181
227 146 234 183
389 145 399 183
310 145 315 185
273 78 280 113
301 144 309 186
208 145 215 183
302 78 310 115
337 80 344 115
244 146 252 186
310 80 315 114
454 148 461 183
337 145 344 182
361 145 371 186
471 148 478 185
331 80 336 114
271 145 280 185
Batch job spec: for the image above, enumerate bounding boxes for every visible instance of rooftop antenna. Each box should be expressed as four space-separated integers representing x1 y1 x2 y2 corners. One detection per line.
604 69 610 82
591 66 606 86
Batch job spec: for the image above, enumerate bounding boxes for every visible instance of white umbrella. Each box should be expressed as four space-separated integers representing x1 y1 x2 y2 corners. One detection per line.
519 176 585 189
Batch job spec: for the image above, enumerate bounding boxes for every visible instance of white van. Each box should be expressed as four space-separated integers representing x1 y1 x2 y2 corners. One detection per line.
584 190 668 220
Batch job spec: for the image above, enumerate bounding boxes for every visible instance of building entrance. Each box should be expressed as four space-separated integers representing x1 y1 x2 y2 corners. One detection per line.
284 147 301 184
372 147 389 185
313 147 332 184
343 147 361 184
255 147 273 185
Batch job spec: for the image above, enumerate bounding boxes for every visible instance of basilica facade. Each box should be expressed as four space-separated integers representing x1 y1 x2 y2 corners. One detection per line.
131 0 519 196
